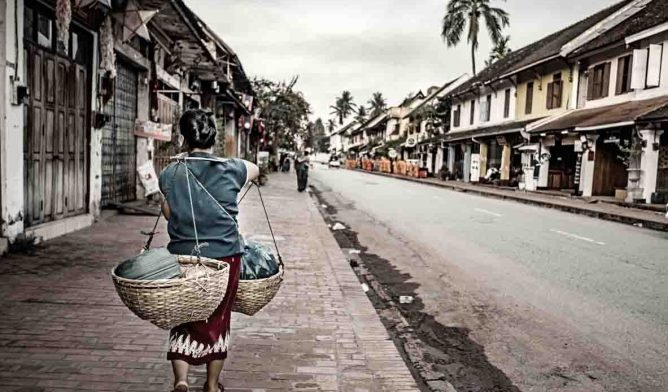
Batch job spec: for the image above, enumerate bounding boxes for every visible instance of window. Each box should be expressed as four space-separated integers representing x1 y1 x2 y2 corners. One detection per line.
484 95 491 122
37 12 54 48
503 89 511 118
587 62 611 100
469 100 475 125
616 55 633 95
525 82 534 114
546 73 563 110
453 104 461 127
479 96 490 122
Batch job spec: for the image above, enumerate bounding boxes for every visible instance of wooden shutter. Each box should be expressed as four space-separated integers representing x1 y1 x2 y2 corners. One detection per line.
546 82 554 109
503 89 510 118
647 44 663 87
525 82 533 114
601 62 611 98
616 57 625 95
631 49 648 90
555 81 562 108
587 69 594 100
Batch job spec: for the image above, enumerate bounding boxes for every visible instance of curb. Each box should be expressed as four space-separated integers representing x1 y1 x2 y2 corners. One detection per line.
351 169 668 232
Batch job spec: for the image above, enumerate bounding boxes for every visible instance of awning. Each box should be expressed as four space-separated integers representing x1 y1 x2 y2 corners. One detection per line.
529 96 668 133
444 119 537 142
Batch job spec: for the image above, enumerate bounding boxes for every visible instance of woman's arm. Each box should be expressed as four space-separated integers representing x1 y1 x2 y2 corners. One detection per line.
241 160 260 183
160 196 171 220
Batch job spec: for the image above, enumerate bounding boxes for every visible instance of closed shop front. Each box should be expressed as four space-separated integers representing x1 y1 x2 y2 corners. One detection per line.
23 3 91 227
101 60 138 205
656 132 668 200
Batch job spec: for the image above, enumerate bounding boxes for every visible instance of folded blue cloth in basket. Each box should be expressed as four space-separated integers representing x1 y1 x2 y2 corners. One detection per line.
115 247 182 280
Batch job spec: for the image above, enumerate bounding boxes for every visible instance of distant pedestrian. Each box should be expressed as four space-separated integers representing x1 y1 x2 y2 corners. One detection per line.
282 157 291 172
159 109 260 392
296 151 310 192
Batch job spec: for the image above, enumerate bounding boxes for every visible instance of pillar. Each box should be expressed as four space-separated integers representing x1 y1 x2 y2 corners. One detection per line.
639 129 664 203
581 134 599 197
463 143 472 182
447 145 455 173
537 145 551 188
479 142 488 178
500 144 512 182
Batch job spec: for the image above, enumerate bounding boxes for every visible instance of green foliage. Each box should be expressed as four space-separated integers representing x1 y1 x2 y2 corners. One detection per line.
368 92 387 116
487 35 511 65
252 76 311 151
355 106 368 123
441 0 510 75
330 90 357 124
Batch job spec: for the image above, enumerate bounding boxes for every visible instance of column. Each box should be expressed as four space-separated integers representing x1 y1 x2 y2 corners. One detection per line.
639 129 664 203
447 145 455 173
581 134 599 197
479 142 488 178
537 144 551 189
500 144 512 183
463 143 472 182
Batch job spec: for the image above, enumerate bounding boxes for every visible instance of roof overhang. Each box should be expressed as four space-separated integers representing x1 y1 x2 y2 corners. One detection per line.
444 119 537 142
529 96 668 134
560 0 652 57
625 21 668 44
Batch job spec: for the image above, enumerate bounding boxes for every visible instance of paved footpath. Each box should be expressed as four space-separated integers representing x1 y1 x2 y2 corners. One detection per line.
0 173 418 391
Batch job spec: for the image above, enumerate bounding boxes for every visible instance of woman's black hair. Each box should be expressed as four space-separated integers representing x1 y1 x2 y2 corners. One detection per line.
179 109 217 150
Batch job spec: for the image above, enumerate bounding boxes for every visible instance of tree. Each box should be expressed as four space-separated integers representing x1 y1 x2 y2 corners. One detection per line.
441 0 509 76
487 35 511 65
368 92 387 116
330 90 356 124
251 76 311 152
313 118 329 152
327 119 336 134
355 106 367 123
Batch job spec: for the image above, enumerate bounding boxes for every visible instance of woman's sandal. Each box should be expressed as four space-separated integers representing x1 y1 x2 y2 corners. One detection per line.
173 381 189 392
202 381 224 392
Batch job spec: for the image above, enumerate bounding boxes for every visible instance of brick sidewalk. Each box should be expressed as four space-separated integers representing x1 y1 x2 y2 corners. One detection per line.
355 169 668 231
0 173 418 391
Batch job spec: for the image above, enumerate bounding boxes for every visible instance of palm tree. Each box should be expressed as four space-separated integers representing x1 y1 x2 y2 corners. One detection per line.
441 0 510 76
488 35 511 64
355 106 367 123
330 90 357 124
327 119 336 134
368 92 387 116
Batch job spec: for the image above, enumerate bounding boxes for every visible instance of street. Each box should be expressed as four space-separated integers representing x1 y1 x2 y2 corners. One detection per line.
309 166 668 392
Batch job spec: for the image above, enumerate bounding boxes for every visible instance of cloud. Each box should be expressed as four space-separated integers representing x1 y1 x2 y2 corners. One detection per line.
187 0 618 121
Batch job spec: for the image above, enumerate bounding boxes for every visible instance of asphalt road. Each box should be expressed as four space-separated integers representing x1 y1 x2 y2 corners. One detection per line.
308 165 668 392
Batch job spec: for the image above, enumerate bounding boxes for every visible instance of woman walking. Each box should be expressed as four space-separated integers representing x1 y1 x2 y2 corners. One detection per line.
295 151 310 192
159 109 259 392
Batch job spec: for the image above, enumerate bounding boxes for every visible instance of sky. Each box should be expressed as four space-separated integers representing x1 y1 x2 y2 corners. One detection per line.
187 0 618 123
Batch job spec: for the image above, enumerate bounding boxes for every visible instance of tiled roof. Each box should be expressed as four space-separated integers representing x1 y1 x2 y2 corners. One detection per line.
573 0 668 55
449 0 630 97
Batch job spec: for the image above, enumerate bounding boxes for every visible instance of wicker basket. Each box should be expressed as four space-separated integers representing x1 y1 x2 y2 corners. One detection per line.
233 264 284 316
111 255 230 330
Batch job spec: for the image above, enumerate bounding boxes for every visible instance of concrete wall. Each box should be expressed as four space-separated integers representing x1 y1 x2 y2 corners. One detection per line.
1 0 25 240
515 64 573 121
449 81 516 134
577 30 668 110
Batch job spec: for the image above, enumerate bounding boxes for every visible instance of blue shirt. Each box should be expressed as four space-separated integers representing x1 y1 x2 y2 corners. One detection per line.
159 153 247 259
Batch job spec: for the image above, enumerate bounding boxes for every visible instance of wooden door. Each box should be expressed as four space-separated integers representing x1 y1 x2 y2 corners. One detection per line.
24 43 89 227
593 141 628 196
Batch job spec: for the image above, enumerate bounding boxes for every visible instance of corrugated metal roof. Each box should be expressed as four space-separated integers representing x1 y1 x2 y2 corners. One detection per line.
529 96 668 133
